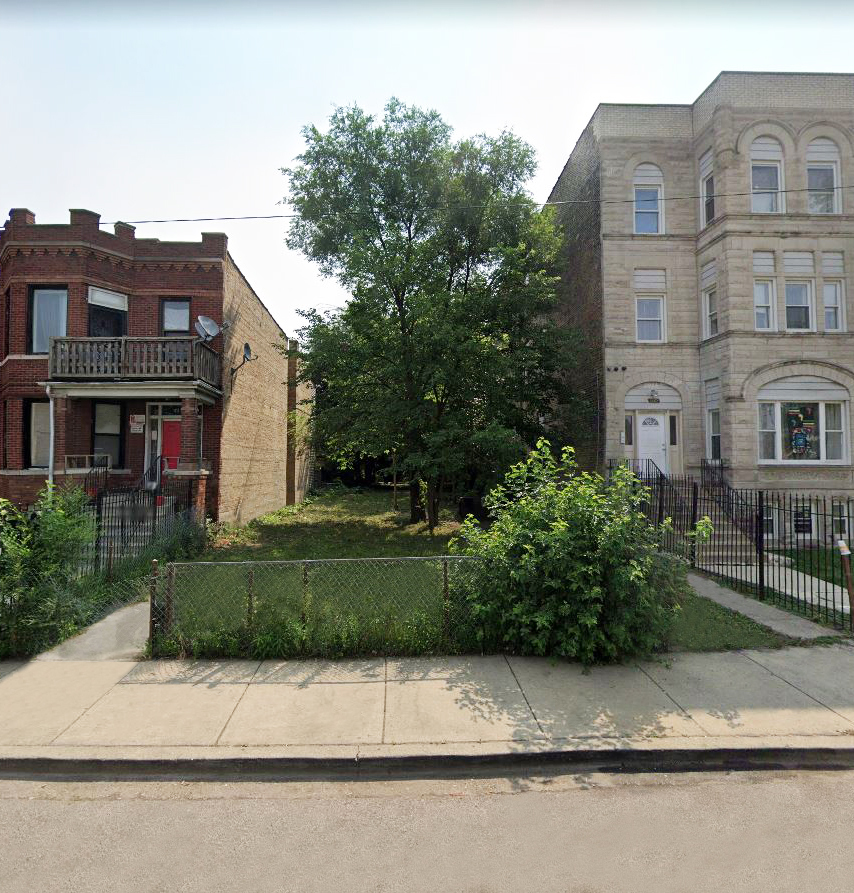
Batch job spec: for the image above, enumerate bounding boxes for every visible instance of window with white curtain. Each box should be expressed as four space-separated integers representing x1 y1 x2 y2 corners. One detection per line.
28 402 50 468
30 288 67 354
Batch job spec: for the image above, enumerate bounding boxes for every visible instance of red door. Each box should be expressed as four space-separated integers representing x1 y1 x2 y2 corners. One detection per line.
161 420 181 470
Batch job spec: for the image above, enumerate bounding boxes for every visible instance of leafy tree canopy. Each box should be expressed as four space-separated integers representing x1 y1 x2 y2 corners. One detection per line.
282 99 575 528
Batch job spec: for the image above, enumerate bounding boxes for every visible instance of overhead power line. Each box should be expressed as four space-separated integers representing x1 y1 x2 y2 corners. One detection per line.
99 184 854 226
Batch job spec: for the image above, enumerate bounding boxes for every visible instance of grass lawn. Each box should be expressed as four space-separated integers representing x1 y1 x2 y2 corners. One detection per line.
669 588 794 652
150 486 816 659
205 486 460 561
780 546 845 588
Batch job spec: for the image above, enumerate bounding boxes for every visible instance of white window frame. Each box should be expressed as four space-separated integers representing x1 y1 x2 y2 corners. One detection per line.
702 286 718 339
757 400 848 466
702 174 715 226
635 295 665 343
784 279 815 332
707 408 721 460
807 161 840 215
823 279 845 332
634 185 662 235
29 401 51 469
753 278 776 331
751 161 783 214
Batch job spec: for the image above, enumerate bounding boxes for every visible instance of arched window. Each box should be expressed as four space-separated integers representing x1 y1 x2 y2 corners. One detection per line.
633 163 664 234
806 138 841 214
756 375 848 463
750 137 784 213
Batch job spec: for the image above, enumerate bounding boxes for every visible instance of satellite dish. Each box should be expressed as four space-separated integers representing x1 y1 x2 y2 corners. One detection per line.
195 315 221 341
230 341 258 380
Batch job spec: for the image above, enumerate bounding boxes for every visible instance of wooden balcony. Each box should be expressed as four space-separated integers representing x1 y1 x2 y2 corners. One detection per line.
49 337 221 388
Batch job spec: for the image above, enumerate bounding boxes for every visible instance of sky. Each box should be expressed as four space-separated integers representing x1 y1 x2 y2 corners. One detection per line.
5 0 854 336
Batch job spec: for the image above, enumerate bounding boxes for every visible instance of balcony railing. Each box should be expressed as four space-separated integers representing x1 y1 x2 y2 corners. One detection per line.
49 337 221 388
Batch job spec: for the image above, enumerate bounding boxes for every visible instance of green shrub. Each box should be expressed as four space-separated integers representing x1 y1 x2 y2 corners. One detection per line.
449 440 685 664
0 485 97 657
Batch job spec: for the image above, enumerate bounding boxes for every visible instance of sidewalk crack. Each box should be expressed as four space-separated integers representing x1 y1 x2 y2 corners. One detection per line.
635 662 711 737
503 656 546 738
739 650 854 728
214 661 262 746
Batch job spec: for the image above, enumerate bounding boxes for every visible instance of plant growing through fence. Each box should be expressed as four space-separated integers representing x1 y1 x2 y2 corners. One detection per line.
449 440 692 664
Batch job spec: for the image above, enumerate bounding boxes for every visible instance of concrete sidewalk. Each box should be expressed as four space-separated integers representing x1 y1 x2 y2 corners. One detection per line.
2 645 854 774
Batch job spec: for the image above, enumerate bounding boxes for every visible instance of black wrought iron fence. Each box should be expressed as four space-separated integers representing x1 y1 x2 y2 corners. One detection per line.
76 475 195 577
637 471 853 630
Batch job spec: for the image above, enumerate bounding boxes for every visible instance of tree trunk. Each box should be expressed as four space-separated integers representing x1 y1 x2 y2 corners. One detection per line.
409 480 425 524
426 479 440 533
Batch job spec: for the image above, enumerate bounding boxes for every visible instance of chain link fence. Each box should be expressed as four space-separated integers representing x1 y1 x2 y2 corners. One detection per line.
149 556 485 658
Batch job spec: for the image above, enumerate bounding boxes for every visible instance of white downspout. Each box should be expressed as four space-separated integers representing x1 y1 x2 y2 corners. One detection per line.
47 385 55 486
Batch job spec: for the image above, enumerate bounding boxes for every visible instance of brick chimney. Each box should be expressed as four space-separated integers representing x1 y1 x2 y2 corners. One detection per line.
8 208 36 226
69 209 101 230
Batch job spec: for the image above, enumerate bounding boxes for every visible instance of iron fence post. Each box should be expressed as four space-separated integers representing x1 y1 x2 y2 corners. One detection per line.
756 490 765 601
656 472 665 526
690 480 698 567
148 559 158 649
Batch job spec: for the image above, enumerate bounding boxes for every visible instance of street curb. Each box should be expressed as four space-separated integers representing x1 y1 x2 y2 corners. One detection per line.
3 747 854 781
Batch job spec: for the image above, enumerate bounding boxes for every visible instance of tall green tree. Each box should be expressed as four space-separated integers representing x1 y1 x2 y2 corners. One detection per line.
282 99 572 529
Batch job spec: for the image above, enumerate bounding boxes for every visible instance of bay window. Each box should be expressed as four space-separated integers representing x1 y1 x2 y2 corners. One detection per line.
808 165 837 214
757 400 846 464
754 280 775 331
751 163 781 213
750 136 784 213
26 401 51 468
824 280 843 331
29 287 67 354
806 138 841 214
785 281 813 331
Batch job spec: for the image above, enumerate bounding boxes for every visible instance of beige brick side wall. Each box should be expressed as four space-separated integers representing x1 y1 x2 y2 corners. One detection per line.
217 255 291 524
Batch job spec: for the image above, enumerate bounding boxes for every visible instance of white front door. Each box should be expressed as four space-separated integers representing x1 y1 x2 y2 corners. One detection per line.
636 412 668 473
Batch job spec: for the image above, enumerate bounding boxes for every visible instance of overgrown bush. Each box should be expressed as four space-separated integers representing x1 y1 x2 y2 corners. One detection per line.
449 440 689 664
0 484 205 657
0 485 97 656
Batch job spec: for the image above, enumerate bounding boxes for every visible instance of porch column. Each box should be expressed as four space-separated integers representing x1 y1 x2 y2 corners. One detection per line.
179 397 200 469
52 396 69 478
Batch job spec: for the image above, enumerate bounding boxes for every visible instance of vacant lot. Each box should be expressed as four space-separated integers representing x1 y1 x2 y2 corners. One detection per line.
206 487 459 561
148 486 800 659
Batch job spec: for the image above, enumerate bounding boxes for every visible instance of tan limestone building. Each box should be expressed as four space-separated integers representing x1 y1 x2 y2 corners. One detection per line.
549 71 854 499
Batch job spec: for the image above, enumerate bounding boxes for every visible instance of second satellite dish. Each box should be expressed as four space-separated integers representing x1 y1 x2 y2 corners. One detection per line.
195 315 221 341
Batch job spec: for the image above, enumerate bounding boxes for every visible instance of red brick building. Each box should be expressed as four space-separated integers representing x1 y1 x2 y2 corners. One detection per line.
0 208 311 521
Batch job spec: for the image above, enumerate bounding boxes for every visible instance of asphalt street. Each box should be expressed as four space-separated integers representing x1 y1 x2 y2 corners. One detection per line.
1 769 852 892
